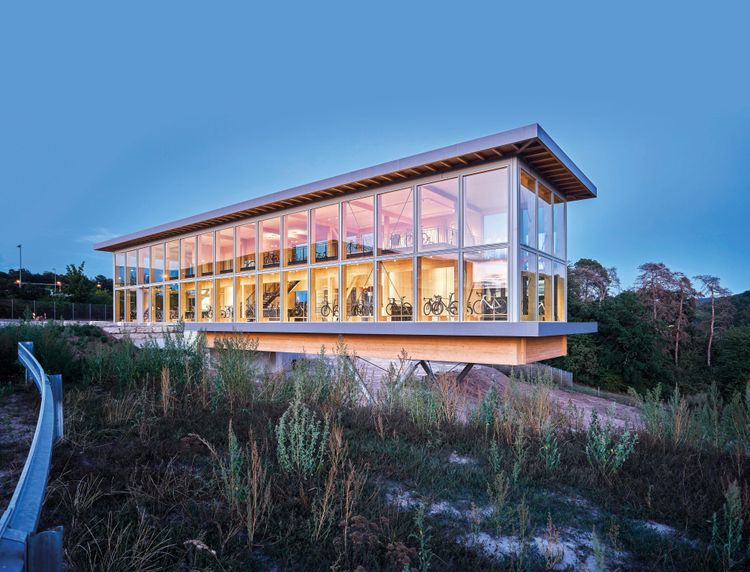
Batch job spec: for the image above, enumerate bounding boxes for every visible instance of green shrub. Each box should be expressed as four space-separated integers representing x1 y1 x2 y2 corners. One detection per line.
214 336 259 410
275 396 330 480
585 409 638 480
710 481 747 570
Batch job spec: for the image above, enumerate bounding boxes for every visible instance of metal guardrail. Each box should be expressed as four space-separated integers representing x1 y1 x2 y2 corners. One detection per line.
0 342 64 571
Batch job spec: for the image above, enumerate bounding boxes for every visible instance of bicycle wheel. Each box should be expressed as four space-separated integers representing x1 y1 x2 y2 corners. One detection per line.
385 303 395 316
423 301 433 316
321 304 331 317
402 302 413 316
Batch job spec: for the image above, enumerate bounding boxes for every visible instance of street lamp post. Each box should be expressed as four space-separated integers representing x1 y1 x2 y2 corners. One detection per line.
17 244 22 288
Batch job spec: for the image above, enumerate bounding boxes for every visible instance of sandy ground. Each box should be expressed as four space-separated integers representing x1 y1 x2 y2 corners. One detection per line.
356 357 642 429
0 389 38 511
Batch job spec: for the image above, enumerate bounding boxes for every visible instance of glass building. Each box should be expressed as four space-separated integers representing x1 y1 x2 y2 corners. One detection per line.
96 124 597 365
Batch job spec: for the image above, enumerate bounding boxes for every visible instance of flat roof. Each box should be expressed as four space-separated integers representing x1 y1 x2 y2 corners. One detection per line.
95 123 596 252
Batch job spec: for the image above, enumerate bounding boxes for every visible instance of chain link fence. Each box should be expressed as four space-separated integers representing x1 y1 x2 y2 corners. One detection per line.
0 299 113 321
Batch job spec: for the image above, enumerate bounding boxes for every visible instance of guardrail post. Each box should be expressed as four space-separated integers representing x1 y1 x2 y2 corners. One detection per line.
49 374 64 441
27 526 64 572
20 341 34 383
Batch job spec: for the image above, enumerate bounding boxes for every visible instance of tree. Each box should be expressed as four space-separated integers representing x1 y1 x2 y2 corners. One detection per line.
714 327 750 395
672 274 698 367
695 275 733 367
635 262 677 322
569 259 619 304
63 262 96 303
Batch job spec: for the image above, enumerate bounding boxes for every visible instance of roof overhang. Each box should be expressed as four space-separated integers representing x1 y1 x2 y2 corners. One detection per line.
95 123 596 253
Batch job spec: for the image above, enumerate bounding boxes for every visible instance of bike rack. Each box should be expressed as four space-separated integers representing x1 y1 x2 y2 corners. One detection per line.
0 342 64 572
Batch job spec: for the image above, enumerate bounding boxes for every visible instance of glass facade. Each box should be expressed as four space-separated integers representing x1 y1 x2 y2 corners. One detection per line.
113 161 567 324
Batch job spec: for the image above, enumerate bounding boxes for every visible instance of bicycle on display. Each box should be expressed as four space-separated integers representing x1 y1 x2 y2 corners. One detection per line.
422 293 458 317
289 301 307 319
467 295 508 317
220 306 234 320
320 295 339 318
350 297 373 317
263 251 280 267
244 303 256 321
385 296 413 318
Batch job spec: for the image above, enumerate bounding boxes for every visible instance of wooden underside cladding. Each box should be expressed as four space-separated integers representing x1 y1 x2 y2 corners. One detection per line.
204 332 567 365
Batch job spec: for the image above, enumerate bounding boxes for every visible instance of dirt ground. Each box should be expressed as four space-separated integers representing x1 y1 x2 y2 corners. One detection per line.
356 358 642 429
0 389 38 512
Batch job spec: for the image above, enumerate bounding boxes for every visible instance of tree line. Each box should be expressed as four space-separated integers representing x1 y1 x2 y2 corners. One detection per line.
0 262 112 304
552 259 750 396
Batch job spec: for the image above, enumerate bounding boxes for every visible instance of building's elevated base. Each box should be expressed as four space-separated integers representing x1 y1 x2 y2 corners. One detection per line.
203 332 567 366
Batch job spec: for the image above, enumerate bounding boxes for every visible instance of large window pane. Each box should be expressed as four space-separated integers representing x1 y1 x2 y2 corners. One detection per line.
418 254 458 321
152 285 165 322
198 280 213 321
180 282 196 321
237 275 257 322
140 288 151 322
554 262 566 322
419 178 458 251
237 223 257 272
115 253 125 287
217 228 234 274
217 277 234 322
166 284 179 322
284 211 308 266
311 266 339 321
538 183 553 254
378 188 414 255
260 272 281 321
378 258 414 322
284 269 308 321
342 262 374 321
520 171 537 248
198 233 214 277
311 204 339 263
126 290 137 321
138 248 150 285
127 250 137 286
538 257 553 322
181 237 196 279
463 248 508 321
464 168 509 247
166 240 179 281
520 249 537 321
151 244 164 283
260 218 281 269
553 195 566 260
115 289 125 321
343 197 374 259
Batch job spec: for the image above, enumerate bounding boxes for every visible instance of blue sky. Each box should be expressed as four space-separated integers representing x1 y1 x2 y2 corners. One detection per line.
1 1 748 292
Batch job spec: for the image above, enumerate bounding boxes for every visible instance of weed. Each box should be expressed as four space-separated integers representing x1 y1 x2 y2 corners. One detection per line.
275 395 330 480
585 409 638 481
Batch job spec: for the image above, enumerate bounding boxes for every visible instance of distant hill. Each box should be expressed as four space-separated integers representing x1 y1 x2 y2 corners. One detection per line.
730 290 750 327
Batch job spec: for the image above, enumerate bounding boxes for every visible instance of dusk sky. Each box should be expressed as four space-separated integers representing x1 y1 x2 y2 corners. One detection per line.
1 2 748 292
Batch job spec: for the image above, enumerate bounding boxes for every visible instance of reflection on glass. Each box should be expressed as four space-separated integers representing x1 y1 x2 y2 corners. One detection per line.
284 211 308 266
216 278 234 322
152 285 165 322
115 289 125 321
166 284 179 322
311 204 339 263
181 237 196 279
520 249 537 321
260 218 281 269
419 178 458 251
520 171 537 248
312 266 338 322
538 183 553 254
198 280 213 321
553 195 566 260
236 275 257 322
538 257 553 321
554 262 566 322
140 287 151 322
418 254 459 321
378 258 414 321
464 168 509 247
180 282 196 321
151 244 164 283
198 233 214 277
127 250 137 286
237 223 256 272
128 289 137 321
284 269 308 321
343 197 374 259
378 188 413 255
343 262 374 321
217 228 234 274
167 241 179 281
115 253 126 287
138 248 150 285
260 272 281 322
463 249 508 321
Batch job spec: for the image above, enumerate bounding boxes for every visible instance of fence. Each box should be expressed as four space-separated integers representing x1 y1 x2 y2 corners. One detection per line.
0 342 64 571
0 299 112 321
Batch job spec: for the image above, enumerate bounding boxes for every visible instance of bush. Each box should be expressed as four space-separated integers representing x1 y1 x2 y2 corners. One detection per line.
585 409 638 480
275 395 330 480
